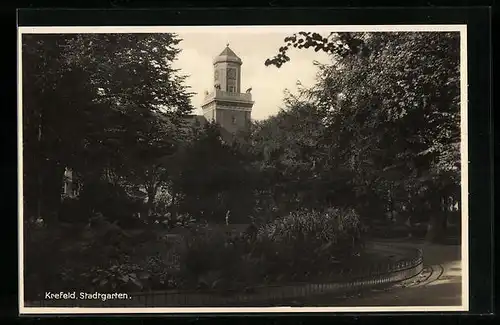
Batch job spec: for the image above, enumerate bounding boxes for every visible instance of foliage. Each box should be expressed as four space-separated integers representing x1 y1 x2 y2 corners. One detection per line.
256 208 363 245
24 217 124 299
176 226 247 290
67 179 145 228
174 213 197 228
24 217 183 300
80 261 144 292
24 220 73 300
253 208 365 280
171 122 257 224
161 224 251 289
148 186 173 222
141 252 181 290
265 32 461 241
171 207 366 291
25 207 367 299
58 197 89 224
22 33 193 224
23 31 464 302
250 101 357 215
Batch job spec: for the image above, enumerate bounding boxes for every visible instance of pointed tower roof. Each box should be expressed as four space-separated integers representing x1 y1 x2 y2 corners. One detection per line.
213 44 242 65
218 45 239 58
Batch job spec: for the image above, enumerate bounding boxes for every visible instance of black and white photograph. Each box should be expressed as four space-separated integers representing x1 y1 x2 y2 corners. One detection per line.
18 25 468 313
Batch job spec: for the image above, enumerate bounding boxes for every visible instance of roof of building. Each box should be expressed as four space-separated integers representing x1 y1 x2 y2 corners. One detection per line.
218 45 240 59
214 45 242 65
184 114 208 127
182 114 236 142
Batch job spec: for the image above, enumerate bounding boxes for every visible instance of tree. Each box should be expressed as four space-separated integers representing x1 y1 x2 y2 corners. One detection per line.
171 122 256 224
250 94 360 218
22 35 98 224
266 32 461 241
22 33 194 224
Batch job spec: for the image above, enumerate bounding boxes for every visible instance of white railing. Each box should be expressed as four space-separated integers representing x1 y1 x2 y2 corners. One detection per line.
204 89 252 102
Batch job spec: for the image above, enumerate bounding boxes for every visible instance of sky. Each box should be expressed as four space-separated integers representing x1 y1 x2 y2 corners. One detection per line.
20 25 465 122
171 27 331 120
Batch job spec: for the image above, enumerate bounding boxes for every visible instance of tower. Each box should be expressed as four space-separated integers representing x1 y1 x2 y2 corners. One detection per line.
201 44 254 136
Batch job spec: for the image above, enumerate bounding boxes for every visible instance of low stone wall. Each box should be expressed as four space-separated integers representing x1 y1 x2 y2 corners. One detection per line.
27 248 423 308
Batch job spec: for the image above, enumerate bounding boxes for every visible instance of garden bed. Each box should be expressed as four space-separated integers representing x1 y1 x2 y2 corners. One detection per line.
25 207 374 302
27 246 423 308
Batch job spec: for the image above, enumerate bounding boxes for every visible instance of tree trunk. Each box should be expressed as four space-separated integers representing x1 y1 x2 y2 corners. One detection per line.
170 191 178 220
145 184 159 217
34 110 43 221
40 161 65 225
441 196 449 234
387 191 394 222
426 194 447 243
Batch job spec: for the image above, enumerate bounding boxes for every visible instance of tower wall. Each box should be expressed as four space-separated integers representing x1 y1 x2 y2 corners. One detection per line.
202 45 254 137
214 62 241 93
215 107 251 135
202 102 216 122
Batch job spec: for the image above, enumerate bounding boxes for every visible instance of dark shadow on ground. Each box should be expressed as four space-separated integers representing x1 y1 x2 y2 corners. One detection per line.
366 238 462 266
297 281 461 307
248 275 461 308
420 244 461 266
246 241 464 308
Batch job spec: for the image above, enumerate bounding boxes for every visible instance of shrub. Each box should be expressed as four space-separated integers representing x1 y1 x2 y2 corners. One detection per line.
257 208 362 245
25 208 367 300
175 213 197 228
177 226 255 291
56 216 142 290
179 228 227 277
78 180 144 227
24 214 155 300
253 207 365 280
58 198 90 224
121 252 182 292
76 224 186 293
172 208 367 291
24 221 71 300
80 259 144 292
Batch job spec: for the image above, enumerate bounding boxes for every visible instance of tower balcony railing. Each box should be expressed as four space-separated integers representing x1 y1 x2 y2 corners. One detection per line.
203 89 252 103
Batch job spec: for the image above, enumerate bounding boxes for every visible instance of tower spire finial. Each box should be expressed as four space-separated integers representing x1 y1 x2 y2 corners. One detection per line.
226 42 230 47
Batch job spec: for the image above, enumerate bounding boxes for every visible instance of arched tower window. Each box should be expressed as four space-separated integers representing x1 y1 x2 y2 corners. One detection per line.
227 68 237 92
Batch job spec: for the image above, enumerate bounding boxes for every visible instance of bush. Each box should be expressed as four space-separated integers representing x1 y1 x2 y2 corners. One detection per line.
149 188 173 224
79 180 144 227
179 227 231 287
24 208 368 301
253 207 365 280
58 198 89 224
171 208 367 291
175 213 197 228
257 208 363 248
24 215 159 300
24 221 70 300
175 225 261 291
142 251 182 290
55 216 144 292
170 208 367 290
